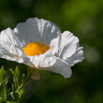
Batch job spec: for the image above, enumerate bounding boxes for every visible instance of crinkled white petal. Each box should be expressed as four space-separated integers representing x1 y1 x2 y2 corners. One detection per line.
14 17 60 48
50 31 84 66
50 37 59 56
59 31 79 59
29 50 72 78
0 28 35 66
64 47 84 66
0 28 24 63
39 57 72 78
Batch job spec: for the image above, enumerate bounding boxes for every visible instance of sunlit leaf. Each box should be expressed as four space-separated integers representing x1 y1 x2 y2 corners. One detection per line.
18 89 24 99
0 67 5 82
15 66 20 78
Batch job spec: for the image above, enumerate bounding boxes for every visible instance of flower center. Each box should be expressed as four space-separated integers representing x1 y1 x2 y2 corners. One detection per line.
24 41 50 56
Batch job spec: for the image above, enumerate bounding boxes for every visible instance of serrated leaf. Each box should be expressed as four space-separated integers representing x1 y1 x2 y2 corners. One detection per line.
15 66 20 78
0 66 5 82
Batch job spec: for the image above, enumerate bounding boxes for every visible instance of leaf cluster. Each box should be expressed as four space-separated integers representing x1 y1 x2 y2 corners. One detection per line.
0 67 25 103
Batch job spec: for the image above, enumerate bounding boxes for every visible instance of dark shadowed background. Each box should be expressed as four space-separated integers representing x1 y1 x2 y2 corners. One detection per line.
0 0 103 103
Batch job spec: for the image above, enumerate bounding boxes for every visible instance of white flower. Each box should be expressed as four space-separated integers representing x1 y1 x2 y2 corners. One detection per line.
0 17 84 78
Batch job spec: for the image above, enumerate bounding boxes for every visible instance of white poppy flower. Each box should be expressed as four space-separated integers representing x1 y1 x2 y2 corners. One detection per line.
0 17 84 78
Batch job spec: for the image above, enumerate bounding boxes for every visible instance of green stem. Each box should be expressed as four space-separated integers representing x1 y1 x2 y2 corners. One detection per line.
23 68 34 87
16 68 34 92
24 79 35 86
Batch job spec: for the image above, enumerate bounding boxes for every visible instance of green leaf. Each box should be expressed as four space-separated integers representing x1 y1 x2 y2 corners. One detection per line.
0 82 7 101
3 77 9 85
15 66 20 78
9 69 18 90
18 89 24 99
0 66 5 82
20 73 25 85
3 83 7 101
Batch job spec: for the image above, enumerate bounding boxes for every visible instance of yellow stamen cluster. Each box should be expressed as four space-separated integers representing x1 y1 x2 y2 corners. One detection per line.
24 41 50 56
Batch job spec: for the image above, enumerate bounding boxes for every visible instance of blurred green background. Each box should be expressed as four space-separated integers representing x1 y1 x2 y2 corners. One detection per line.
0 0 103 103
